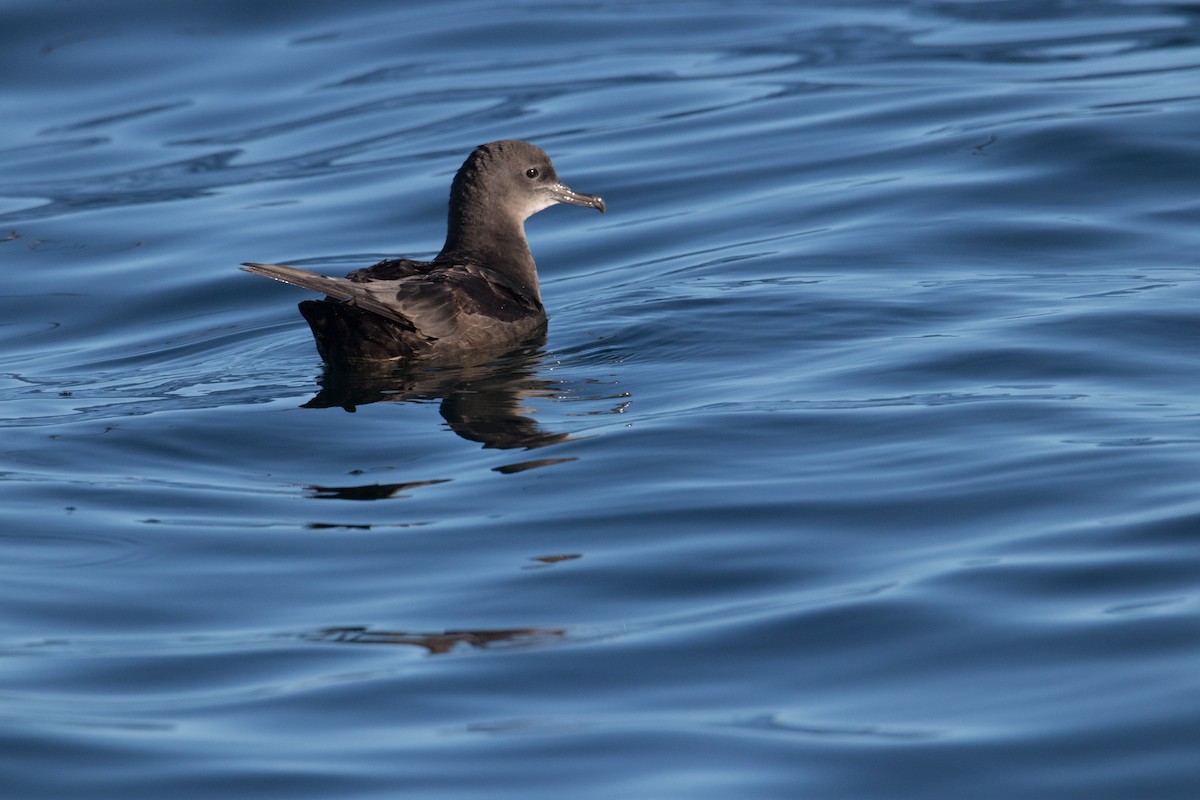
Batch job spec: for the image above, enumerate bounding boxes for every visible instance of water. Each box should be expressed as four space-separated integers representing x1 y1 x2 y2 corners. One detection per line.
2 1 1199 797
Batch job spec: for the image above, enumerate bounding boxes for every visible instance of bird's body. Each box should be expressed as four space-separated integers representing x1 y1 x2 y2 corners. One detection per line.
242 140 604 362
242 258 547 362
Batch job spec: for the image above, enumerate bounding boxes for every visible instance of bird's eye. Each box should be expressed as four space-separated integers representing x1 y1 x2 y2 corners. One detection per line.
525 167 539 179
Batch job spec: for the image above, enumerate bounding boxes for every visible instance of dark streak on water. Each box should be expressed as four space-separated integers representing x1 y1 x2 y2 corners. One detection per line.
2 1 1199 798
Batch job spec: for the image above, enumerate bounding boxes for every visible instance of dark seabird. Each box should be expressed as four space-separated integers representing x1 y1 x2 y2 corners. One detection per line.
242 140 605 362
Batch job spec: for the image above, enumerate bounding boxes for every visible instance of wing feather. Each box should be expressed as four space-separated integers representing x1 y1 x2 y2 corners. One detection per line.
242 261 541 345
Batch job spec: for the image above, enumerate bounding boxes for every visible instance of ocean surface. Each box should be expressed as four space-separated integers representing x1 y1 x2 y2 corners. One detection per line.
2 1 1198 797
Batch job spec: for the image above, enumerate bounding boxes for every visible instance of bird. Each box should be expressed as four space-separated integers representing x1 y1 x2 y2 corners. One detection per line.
242 140 605 362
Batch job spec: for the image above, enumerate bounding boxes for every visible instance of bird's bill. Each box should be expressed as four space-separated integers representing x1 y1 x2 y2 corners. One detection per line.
550 182 606 214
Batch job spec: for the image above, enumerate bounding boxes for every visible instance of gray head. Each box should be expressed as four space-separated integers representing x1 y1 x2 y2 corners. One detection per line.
447 140 605 222
438 140 605 291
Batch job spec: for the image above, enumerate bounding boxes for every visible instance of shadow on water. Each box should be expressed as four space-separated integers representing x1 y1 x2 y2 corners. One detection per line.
306 625 566 655
302 336 577 450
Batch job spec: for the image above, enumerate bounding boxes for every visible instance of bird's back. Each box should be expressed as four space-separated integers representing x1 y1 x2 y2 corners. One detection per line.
283 259 546 362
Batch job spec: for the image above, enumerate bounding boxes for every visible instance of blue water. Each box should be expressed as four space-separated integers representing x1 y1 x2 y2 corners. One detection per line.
3 1 1199 797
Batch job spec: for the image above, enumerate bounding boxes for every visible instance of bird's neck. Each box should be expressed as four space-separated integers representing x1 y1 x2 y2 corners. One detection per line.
438 205 540 301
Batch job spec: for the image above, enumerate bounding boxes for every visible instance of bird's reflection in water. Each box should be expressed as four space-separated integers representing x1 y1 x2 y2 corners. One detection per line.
306 478 450 501
302 338 572 451
308 625 565 655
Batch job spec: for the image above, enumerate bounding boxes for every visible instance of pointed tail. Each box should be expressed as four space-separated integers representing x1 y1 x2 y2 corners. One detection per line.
241 262 355 301
241 262 413 327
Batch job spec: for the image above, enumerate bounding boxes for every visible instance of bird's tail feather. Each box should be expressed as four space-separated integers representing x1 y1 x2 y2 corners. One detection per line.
241 262 355 300
241 262 414 327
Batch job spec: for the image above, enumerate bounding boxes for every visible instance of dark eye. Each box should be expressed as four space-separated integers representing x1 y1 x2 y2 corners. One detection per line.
525 167 539 179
